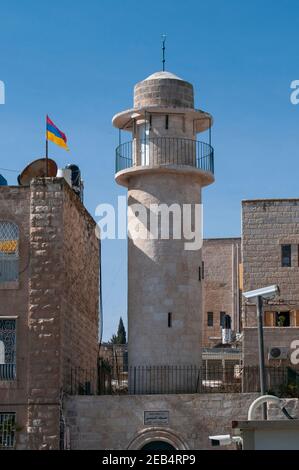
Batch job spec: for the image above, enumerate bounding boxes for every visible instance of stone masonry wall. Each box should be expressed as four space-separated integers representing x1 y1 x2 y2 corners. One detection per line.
242 199 299 327
64 393 260 450
0 186 31 449
202 238 241 347
242 199 299 369
134 77 194 109
27 179 65 449
27 178 99 449
243 327 299 367
61 182 99 389
1 178 100 450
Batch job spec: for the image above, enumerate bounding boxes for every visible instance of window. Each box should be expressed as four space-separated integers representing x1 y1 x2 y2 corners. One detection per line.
281 244 291 267
207 312 213 327
165 115 169 129
220 311 226 327
264 311 274 327
168 312 172 328
0 222 19 283
0 413 16 449
275 311 290 327
0 319 16 380
198 266 201 281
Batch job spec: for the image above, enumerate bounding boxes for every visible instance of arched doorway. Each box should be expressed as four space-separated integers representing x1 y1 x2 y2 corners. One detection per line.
127 427 188 450
141 441 176 451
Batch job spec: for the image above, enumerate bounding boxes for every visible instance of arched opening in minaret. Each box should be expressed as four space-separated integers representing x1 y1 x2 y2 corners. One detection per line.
137 122 149 166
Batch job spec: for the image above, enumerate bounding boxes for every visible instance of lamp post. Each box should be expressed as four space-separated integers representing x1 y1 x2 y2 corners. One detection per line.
243 285 280 420
256 295 267 419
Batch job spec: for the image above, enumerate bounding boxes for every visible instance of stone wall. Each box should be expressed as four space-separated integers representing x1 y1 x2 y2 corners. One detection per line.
0 186 31 449
242 199 299 327
134 74 194 109
243 327 299 367
64 393 260 450
0 178 100 450
128 173 203 373
267 397 299 419
202 238 241 347
61 181 99 389
27 179 65 449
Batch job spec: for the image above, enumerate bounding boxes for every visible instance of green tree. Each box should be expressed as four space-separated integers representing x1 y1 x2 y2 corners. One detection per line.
110 317 127 344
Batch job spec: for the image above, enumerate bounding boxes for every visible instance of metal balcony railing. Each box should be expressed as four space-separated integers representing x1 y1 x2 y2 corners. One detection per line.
0 413 16 449
68 364 299 396
0 364 16 381
115 137 214 174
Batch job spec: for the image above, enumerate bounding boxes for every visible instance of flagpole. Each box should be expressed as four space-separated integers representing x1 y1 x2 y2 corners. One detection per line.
46 116 49 177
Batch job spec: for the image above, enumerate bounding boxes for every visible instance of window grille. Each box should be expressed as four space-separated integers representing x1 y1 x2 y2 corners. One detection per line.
0 413 16 449
281 244 291 267
0 319 16 380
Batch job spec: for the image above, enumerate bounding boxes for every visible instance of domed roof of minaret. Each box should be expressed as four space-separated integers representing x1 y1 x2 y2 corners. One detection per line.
112 70 213 134
144 70 183 81
134 70 194 109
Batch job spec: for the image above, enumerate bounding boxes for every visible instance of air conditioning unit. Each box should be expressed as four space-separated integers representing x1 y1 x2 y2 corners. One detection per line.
268 346 289 360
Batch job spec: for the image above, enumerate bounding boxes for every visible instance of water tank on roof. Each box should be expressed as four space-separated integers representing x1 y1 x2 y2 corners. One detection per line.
0 175 8 186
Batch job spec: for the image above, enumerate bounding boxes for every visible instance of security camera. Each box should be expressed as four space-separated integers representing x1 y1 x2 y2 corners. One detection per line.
242 285 279 300
208 434 232 446
209 435 243 447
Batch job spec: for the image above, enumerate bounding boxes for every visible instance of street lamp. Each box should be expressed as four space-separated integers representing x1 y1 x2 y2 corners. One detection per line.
243 285 280 419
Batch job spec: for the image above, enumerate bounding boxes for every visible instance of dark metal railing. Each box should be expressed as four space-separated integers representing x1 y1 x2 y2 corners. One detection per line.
0 413 16 449
68 364 299 396
0 364 16 381
115 138 214 174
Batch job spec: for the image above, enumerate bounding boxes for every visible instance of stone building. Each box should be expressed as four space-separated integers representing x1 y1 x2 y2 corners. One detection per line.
202 237 241 348
242 199 299 367
0 177 99 450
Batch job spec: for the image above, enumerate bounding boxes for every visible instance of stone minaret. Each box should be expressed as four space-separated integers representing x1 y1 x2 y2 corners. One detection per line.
113 71 214 390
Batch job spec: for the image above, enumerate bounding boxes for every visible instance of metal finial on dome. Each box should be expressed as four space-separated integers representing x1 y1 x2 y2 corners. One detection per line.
162 34 166 71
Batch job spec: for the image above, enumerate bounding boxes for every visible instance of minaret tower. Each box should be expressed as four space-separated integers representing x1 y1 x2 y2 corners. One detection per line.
112 69 214 390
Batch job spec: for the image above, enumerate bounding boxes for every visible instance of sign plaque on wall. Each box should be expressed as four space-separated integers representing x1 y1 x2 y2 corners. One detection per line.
144 411 169 425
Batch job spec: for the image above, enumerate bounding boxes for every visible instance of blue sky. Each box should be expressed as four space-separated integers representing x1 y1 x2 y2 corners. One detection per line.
0 0 299 340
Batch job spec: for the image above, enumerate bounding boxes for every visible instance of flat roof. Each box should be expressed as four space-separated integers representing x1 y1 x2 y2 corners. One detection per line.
203 237 241 242
232 420 299 431
242 198 299 203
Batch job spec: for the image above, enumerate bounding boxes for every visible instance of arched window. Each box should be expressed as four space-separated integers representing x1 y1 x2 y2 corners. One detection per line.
0 222 19 283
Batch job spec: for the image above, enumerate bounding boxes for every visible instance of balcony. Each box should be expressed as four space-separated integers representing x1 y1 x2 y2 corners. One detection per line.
115 137 214 175
68 364 299 396
0 364 16 381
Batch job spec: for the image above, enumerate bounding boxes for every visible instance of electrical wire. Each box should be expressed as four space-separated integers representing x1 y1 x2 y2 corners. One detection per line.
0 167 19 173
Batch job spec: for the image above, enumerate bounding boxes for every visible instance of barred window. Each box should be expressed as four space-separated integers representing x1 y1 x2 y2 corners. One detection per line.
0 413 16 449
281 244 291 267
0 222 19 283
0 319 16 380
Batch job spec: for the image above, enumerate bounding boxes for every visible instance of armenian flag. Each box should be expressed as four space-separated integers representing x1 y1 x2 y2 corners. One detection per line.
46 115 69 150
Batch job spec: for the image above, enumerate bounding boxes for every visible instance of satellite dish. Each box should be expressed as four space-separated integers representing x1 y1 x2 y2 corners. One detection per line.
18 158 57 186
